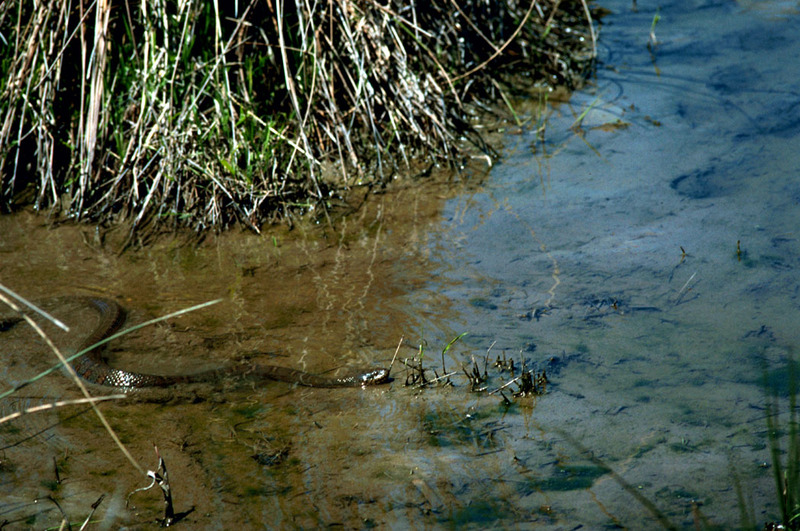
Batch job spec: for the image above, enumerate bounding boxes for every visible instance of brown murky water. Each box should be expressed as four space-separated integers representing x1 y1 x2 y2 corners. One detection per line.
0 175 491 529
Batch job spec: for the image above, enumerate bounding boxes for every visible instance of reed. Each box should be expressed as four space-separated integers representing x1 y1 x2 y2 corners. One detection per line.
0 0 597 235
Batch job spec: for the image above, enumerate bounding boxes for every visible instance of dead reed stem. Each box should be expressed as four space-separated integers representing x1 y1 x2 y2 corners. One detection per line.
1 0 597 235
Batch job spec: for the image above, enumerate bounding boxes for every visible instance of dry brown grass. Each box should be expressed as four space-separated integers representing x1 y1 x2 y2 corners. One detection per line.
0 0 596 235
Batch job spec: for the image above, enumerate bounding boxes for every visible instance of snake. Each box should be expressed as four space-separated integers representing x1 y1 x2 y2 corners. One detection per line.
4 297 390 389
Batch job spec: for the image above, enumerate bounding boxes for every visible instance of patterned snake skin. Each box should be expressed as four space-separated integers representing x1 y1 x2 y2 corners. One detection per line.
5 297 389 389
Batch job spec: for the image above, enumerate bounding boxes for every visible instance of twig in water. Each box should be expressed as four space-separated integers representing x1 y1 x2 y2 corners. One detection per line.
387 335 403 379
485 341 495 376
34 496 70 529
79 495 106 531
674 271 698 306
489 369 548 398
489 374 523 395
0 285 69 332
425 371 458 387
0 395 127 425
53 456 61 485
127 446 176 526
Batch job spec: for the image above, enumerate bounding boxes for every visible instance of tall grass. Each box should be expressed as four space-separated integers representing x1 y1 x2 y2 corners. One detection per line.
0 0 596 235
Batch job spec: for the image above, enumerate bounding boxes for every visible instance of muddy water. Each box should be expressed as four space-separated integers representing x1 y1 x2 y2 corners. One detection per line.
2 1 800 530
0 176 476 528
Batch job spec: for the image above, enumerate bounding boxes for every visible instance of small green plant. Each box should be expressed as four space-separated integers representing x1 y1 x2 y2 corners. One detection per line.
648 8 662 48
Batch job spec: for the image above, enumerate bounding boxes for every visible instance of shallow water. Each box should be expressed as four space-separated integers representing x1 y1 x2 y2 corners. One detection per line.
2 0 800 528
421 0 800 526
417 0 800 526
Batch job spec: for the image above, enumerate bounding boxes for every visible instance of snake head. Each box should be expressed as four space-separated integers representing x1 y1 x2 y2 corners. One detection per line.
359 368 391 386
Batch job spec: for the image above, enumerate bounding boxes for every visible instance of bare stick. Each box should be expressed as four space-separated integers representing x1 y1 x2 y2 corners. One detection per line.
0 285 69 332
674 271 697 305
489 375 523 396
579 0 597 59
0 395 126 425
388 335 404 377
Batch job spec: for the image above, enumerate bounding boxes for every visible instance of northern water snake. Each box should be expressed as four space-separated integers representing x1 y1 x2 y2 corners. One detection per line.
5 297 390 389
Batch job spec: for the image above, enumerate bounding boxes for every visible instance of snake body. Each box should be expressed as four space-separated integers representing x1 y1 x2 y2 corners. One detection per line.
7 297 389 389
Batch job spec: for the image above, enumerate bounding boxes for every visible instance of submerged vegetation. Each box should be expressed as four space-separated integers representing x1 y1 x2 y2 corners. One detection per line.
763 359 800 530
399 336 549 403
0 0 596 235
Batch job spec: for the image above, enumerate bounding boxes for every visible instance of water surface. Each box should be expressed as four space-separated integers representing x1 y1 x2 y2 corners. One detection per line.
415 0 800 526
2 0 800 528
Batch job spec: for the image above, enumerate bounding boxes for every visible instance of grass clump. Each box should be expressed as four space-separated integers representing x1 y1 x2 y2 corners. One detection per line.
0 0 596 235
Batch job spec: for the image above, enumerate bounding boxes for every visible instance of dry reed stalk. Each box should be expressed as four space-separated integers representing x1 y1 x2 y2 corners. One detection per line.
0 395 126 425
1 0 597 235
